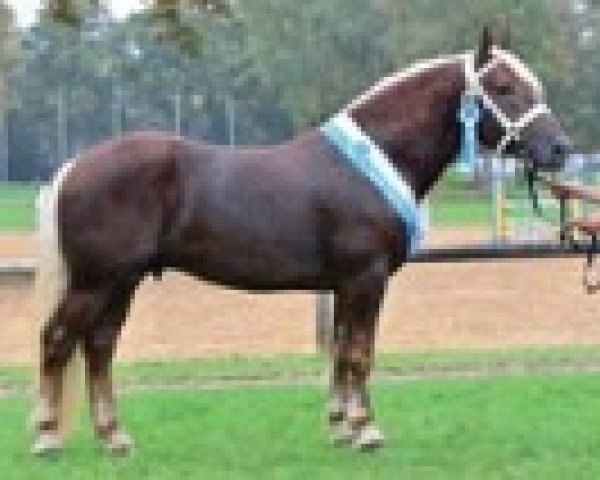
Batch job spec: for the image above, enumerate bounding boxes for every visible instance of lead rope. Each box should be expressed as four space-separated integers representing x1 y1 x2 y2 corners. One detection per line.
527 167 600 294
526 165 541 215
529 169 600 294
525 167 558 225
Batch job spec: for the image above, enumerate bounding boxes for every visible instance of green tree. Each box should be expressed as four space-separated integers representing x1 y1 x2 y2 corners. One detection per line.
0 1 21 103
7 0 598 181
43 0 101 26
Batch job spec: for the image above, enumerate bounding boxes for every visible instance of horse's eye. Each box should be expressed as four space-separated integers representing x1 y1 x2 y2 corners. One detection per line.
496 85 514 96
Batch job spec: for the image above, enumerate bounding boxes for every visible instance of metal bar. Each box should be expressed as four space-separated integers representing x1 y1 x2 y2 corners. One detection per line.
0 258 37 283
409 242 590 263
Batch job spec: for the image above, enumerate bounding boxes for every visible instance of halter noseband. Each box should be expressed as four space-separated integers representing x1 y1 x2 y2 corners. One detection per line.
462 47 551 156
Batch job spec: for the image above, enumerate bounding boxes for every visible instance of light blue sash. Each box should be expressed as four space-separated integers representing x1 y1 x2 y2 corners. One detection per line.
320 111 424 254
320 97 479 255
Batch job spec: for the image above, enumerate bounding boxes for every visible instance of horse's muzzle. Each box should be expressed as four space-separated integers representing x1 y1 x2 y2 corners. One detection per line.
526 135 572 173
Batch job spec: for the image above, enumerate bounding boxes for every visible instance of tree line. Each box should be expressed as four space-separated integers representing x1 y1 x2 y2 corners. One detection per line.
0 0 596 180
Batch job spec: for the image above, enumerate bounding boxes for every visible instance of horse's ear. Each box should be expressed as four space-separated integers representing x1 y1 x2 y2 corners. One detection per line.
476 23 495 68
489 15 512 51
500 20 512 50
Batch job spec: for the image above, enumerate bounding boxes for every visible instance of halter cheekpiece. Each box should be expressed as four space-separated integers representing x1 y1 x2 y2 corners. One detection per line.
463 47 550 157
320 48 551 255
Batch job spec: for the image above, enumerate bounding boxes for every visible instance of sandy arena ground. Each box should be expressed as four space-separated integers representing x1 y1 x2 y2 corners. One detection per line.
1 228 599 364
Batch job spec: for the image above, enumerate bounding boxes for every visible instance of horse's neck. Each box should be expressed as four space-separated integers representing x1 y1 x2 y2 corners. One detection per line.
350 61 466 199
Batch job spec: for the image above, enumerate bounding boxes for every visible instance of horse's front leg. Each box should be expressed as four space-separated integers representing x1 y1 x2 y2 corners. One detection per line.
328 259 388 450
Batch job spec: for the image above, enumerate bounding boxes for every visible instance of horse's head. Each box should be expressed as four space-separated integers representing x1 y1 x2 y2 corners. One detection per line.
470 25 571 172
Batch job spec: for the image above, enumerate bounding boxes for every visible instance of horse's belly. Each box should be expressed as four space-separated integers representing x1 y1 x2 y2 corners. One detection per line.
170 226 324 291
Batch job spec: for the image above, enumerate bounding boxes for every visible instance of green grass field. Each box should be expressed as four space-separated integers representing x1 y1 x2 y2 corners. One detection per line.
0 183 38 230
3 349 600 479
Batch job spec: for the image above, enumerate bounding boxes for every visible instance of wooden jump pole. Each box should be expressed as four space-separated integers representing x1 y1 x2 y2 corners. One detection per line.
491 157 508 244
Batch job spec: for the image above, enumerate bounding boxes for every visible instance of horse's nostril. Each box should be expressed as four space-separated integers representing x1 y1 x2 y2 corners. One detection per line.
552 142 570 158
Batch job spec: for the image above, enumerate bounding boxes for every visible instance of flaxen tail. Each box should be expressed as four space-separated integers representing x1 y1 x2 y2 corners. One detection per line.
34 161 79 434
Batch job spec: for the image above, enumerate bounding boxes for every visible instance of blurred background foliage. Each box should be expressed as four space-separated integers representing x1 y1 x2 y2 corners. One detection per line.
0 0 595 179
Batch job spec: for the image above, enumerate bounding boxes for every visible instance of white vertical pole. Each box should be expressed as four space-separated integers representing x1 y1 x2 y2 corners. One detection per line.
57 86 67 166
421 196 430 239
175 89 182 135
0 107 7 182
491 155 506 245
491 155 498 244
227 95 236 146
177 0 185 136
112 77 122 136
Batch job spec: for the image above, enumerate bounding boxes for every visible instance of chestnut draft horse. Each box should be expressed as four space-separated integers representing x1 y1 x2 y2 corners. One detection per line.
32 26 571 455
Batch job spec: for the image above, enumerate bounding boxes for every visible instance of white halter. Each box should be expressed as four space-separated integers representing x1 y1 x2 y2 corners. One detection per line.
463 46 551 156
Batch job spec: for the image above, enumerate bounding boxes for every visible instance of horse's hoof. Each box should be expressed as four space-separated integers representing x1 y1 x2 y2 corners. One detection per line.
352 423 385 452
31 432 63 456
103 430 133 456
329 420 355 446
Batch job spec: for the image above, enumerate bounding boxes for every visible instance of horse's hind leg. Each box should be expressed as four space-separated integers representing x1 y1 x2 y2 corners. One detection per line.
32 288 102 455
82 280 138 455
328 260 388 450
